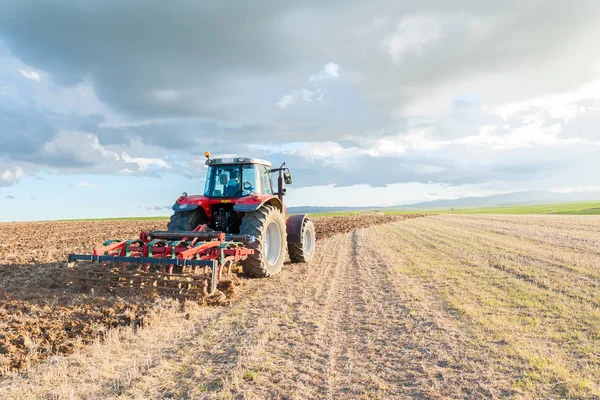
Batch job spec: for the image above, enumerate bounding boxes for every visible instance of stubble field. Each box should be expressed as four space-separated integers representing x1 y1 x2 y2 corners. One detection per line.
1 214 599 399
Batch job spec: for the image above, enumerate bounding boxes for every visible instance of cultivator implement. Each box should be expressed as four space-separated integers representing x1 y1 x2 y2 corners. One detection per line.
67 226 255 298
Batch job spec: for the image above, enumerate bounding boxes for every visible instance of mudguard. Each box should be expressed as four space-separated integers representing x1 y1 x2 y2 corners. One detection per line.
233 195 283 213
286 214 307 243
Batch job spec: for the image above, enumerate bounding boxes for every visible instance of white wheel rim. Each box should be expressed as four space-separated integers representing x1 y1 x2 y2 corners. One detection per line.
265 221 282 265
304 226 314 255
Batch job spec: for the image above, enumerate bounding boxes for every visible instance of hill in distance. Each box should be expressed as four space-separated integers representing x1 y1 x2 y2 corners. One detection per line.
287 190 600 214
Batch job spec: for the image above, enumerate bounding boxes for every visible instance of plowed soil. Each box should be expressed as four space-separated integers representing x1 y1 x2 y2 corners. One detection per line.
0 214 422 375
2 214 599 399
313 213 421 240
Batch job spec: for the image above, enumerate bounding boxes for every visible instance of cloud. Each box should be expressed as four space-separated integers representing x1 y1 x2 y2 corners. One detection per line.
276 62 346 109
6 1 597 121
276 88 319 109
18 68 41 81
0 98 58 157
38 131 173 176
135 204 168 211
0 167 24 186
324 62 340 78
384 15 444 64
309 62 341 82
276 94 294 109
120 153 172 173
70 181 98 188
5 195 15 199
0 1 599 196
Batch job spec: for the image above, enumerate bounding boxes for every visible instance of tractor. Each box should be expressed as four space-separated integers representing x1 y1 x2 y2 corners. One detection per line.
67 152 316 296
167 152 316 276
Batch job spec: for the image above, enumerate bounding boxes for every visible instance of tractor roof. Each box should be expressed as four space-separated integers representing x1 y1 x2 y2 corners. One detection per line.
205 157 272 167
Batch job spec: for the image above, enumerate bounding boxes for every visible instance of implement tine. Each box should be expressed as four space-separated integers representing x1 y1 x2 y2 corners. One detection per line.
210 260 218 294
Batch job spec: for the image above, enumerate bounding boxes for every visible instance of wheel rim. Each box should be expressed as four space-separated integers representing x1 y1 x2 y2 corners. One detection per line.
304 226 314 255
265 221 282 265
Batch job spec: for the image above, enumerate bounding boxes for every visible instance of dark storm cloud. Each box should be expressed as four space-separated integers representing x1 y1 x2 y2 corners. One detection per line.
1 0 599 190
0 99 56 156
0 99 109 168
96 121 277 149
28 151 96 169
0 0 313 119
1 0 598 121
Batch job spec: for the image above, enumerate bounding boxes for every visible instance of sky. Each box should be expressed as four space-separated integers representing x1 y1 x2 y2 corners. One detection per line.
0 0 599 221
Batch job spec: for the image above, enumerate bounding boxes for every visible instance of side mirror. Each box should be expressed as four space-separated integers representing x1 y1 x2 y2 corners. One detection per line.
283 172 292 184
219 173 228 185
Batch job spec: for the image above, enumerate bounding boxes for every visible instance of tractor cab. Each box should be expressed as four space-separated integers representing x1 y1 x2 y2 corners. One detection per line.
204 157 274 198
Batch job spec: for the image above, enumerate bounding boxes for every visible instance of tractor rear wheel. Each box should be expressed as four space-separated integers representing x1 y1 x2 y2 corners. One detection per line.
288 218 316 263
239 205 287 277
167 210 206 231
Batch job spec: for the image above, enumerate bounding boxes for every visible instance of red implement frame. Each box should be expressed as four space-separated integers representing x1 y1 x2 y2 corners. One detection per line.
69 226 254 294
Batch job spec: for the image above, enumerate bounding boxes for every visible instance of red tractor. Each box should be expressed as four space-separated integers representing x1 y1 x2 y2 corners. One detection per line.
166 152 316 276
67 153 316 295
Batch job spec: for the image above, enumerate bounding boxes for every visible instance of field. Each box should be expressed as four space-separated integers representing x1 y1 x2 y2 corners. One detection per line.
1 214 599 399
435 201 600 215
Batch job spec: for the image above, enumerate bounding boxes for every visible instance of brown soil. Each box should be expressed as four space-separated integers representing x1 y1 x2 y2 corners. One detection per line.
0 214 420 374
313 213 427 240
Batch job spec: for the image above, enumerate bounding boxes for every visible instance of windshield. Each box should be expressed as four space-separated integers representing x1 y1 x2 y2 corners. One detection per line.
204 164 261 197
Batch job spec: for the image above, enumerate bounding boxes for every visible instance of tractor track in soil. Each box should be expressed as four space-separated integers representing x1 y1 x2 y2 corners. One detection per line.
0 214 425 375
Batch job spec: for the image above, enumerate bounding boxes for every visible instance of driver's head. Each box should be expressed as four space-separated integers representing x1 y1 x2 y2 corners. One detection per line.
230 169 239 180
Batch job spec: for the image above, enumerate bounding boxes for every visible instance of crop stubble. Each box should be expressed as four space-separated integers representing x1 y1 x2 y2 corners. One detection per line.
2 214 596 399
0 214 422 374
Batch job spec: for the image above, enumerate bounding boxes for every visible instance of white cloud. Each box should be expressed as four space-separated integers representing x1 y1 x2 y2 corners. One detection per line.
384 15 443 64
70 181 98 188
121 152 173 172
364 137 406 157
135 204 166 211
0 167 24 186
495 80 600 120
286 182 504 208
324 62 340 78
309 62 341 82
278 63 342 109
276 94 294 109
300 88 313 102
276 88 317 109
41 131 173 175
18 68 41 82
551 186 600 193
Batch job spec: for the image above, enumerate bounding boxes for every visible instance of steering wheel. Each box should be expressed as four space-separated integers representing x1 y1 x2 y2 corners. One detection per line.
243 181 253 191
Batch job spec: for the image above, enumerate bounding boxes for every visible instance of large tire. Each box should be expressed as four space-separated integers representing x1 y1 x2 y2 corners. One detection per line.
288 218 316 263
167 210 206 231
239 205 287 277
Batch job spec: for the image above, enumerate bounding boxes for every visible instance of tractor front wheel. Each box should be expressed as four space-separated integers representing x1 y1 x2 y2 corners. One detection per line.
167 210 206 231
239 205 287 277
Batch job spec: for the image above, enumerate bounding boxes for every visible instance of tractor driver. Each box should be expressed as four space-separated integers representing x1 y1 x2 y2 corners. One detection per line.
225 169 241 196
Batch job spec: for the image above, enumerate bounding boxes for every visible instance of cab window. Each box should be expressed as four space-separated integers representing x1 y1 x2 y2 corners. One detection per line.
241 165 260 195
204 165 242 197
261 166 273 195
